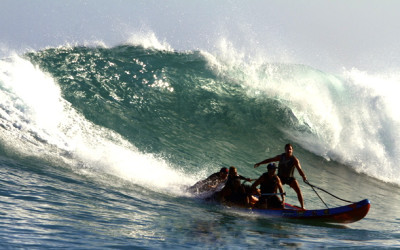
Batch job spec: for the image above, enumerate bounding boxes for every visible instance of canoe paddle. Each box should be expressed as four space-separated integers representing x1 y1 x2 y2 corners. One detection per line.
261 192 286 196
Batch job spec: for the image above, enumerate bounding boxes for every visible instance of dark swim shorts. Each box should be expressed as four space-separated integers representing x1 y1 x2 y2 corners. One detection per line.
279 176 295 185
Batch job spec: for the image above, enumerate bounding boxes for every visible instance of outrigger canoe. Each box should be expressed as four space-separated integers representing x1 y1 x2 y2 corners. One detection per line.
252 199 370 224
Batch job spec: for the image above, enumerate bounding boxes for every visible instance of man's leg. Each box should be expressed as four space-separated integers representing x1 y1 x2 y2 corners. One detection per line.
290 180 305 209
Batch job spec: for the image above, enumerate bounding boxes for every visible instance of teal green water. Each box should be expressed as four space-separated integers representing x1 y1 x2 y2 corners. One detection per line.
0 45 399 248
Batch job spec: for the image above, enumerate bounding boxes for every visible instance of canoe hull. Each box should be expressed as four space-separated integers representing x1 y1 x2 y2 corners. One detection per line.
252 199 370 224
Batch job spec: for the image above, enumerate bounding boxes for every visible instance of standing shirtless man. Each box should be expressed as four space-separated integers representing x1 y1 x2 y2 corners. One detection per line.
254 143 307 209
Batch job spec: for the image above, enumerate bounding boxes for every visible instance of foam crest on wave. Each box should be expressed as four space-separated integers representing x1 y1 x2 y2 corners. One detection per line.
125 31 173 52
0 54 193 192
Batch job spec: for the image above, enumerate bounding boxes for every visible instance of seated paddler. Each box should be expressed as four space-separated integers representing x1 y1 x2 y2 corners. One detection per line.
188 167 229 193
251 163 285 209
218 166 253 207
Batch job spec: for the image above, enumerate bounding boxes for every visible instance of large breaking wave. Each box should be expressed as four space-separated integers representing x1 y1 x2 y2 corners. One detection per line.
1 37 399 187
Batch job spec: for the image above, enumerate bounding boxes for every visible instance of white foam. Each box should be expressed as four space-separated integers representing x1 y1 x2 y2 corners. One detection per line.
273 68 400 185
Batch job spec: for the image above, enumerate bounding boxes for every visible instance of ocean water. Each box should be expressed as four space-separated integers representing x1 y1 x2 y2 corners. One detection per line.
0 41 399 248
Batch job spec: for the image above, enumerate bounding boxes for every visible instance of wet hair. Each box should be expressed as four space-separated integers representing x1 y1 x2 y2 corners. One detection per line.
285 143 293 150
267 163 277 170
220 167 228 173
